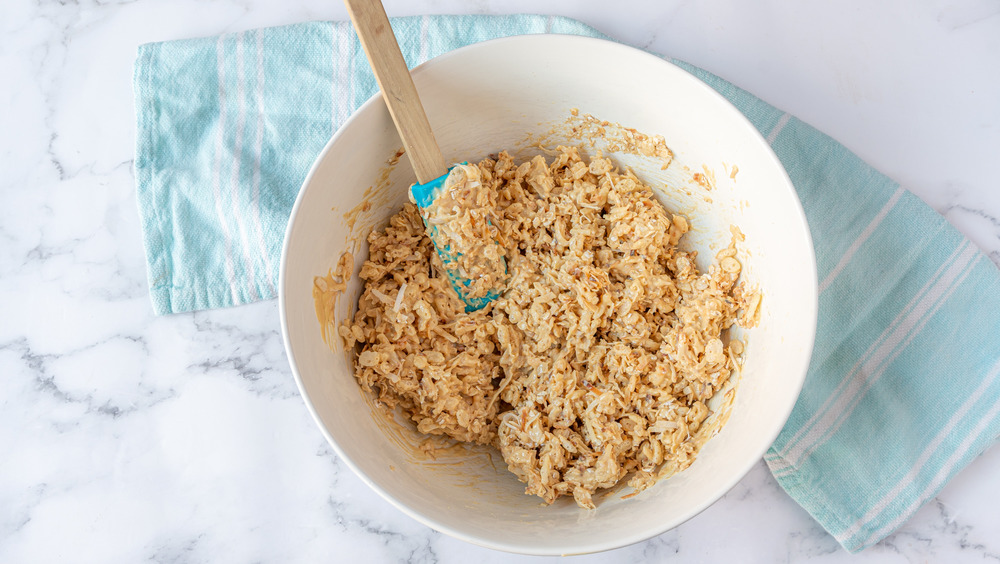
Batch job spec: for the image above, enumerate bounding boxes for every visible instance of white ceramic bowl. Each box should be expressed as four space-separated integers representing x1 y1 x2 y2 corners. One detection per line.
280 35 817 556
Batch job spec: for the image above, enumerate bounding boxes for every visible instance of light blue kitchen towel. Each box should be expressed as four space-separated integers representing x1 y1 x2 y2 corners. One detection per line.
133 15 1000 552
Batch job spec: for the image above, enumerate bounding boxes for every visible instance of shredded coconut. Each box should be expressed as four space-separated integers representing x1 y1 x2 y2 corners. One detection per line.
394 282 407 313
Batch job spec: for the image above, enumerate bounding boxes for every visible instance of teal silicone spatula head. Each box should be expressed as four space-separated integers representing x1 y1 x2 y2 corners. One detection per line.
409 164 507 311
344 0 505 311
408 168 449 208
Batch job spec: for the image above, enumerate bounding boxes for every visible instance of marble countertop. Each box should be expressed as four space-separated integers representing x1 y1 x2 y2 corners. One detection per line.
3 0 998 561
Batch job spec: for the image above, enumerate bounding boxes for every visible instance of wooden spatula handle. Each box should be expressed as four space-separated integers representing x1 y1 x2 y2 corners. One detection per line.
344 0 448 184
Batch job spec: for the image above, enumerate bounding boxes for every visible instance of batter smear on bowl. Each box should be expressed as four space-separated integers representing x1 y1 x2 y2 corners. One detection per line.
318 146 758 509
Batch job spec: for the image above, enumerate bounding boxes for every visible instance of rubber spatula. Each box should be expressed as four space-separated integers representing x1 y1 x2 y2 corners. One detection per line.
344 0 505 311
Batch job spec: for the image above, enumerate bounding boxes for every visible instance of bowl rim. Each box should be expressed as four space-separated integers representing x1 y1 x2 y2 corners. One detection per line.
279 32 818 556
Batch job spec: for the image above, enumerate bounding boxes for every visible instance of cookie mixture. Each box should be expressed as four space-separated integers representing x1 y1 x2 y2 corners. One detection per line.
321 146 755 508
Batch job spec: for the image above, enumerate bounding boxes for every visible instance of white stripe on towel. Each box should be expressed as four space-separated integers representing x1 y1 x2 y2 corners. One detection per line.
334 22 352 130
419 14 429 63
767 113 791 145
771 241 980 473
213 35 238 304
839 357 1000 542
859 364 1000 547
332 23 338 133
251 29 277 296
345 22 356 125
230 31 260 301
818 186 906 294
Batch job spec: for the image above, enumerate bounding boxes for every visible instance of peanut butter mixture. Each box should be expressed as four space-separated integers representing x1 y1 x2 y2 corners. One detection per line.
321 146 754 508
